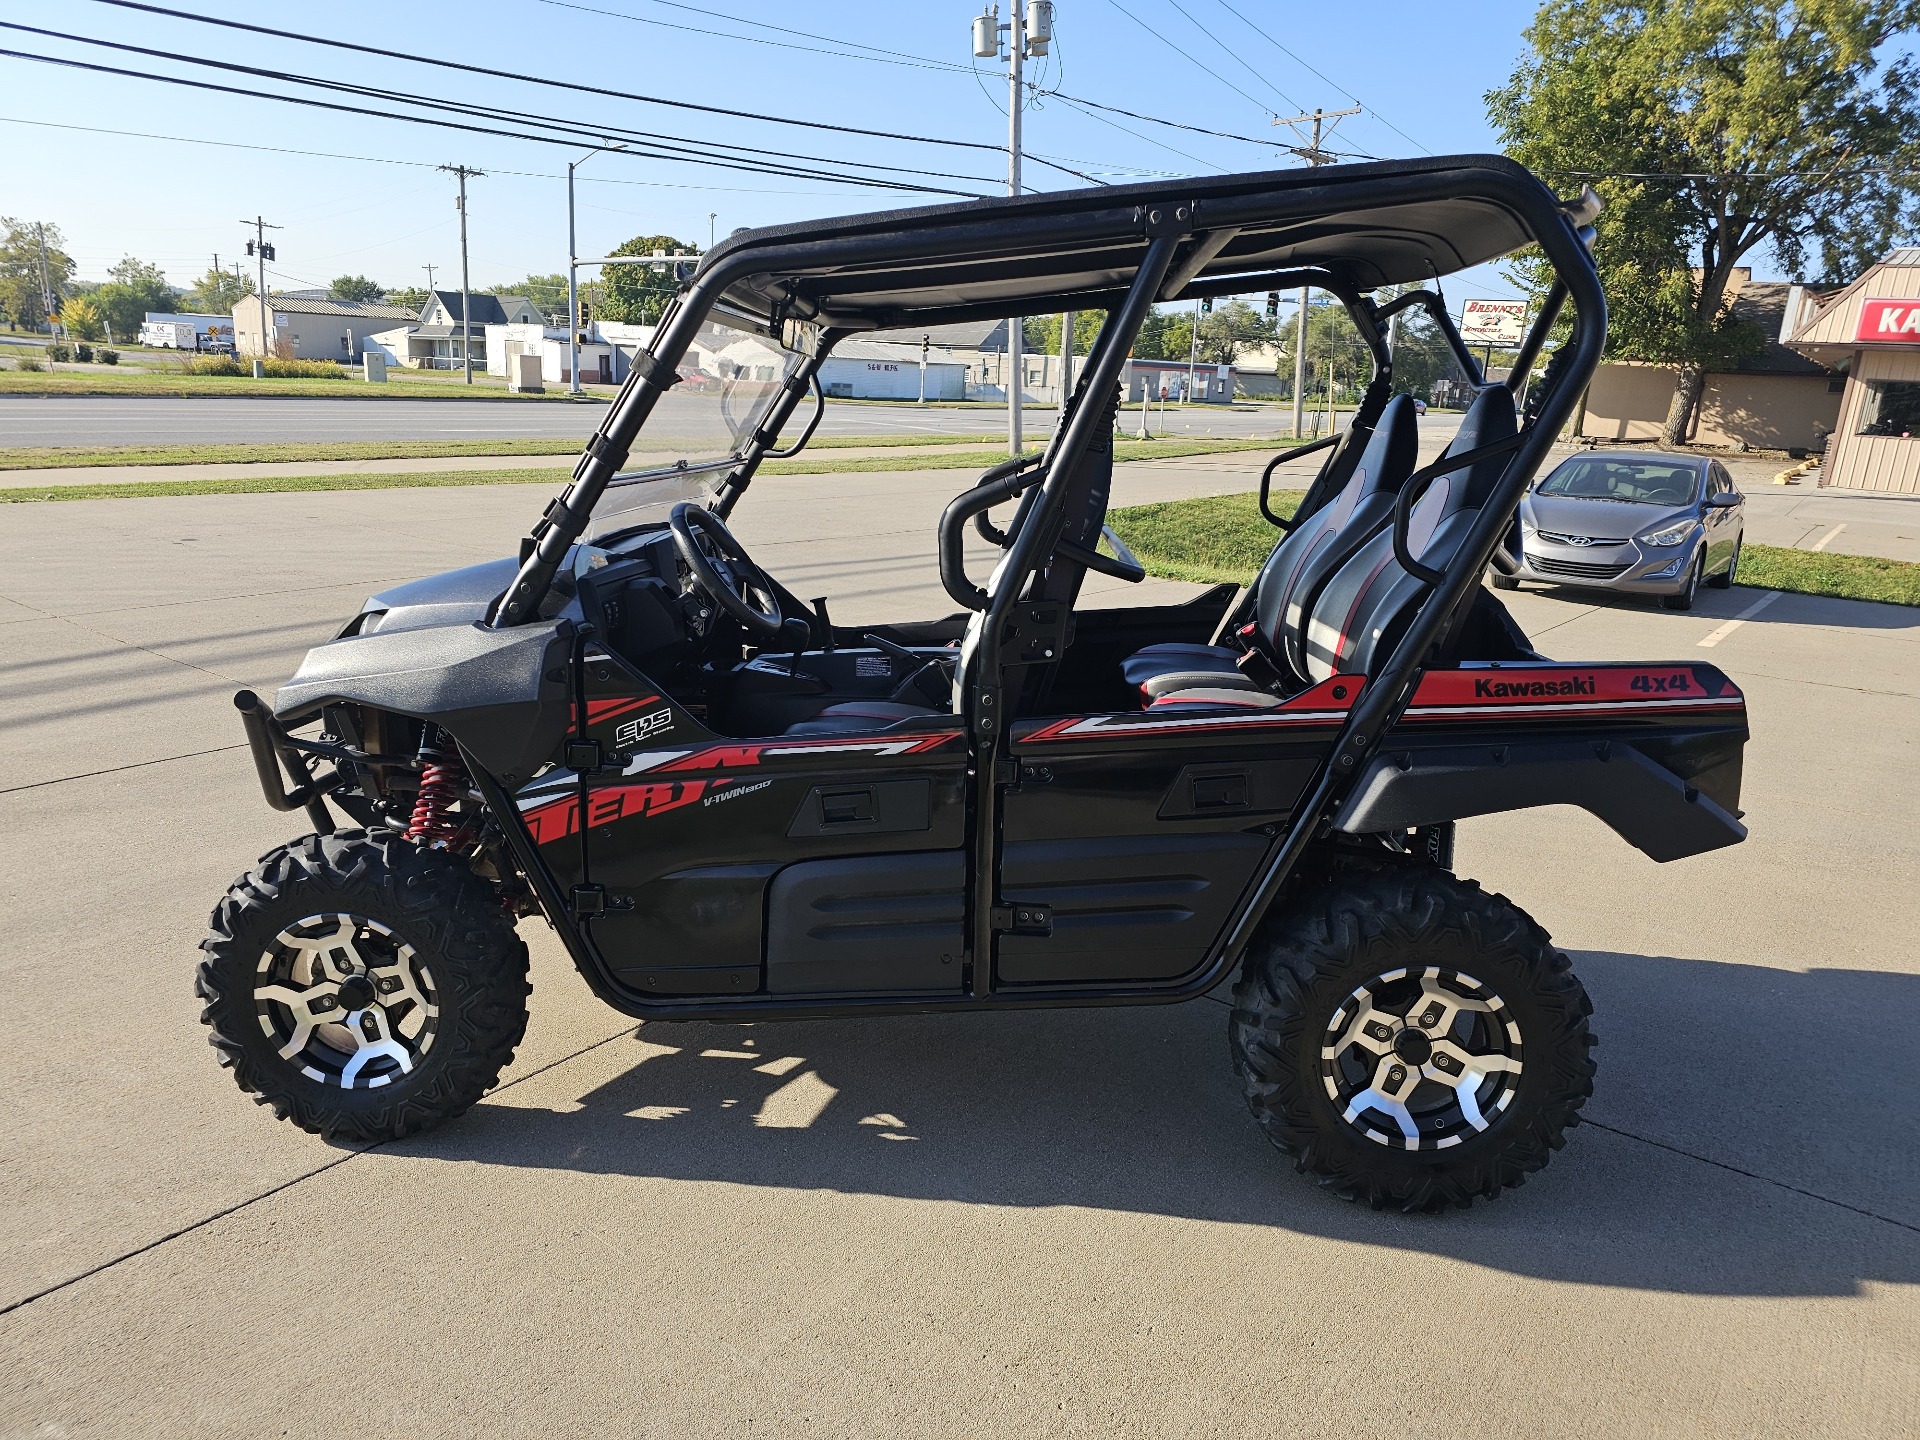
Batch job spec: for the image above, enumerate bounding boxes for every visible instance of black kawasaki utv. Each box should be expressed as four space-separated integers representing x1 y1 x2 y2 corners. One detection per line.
200 156 1749 1210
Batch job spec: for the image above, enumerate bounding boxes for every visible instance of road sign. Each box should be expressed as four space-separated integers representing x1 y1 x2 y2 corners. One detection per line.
1459 299 1530 346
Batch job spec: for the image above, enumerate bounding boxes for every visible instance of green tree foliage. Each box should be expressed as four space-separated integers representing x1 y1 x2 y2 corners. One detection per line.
1489 0 1920 443
90 257 175 343
327 274 386 303
1132 300 1277 363
488 273 570 321
385 286 428 314
601 235 695 324
1023 311 1108 354
186 267 254 314
0 216 75 331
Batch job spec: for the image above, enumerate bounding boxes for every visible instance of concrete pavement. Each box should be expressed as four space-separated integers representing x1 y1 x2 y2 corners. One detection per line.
2 467 1916 1437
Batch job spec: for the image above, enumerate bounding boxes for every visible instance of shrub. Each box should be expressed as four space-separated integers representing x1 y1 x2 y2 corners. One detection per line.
261 357 349 379
74 343 94 363
13 356 43 372
97 348 119 365
47 343 72 362
181 354 247 376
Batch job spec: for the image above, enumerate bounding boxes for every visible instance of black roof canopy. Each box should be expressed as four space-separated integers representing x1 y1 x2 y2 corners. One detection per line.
699 154 1595 334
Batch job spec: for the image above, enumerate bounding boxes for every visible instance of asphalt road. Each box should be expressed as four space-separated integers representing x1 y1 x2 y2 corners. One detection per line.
0 395 1315 448
2 466 1915 1436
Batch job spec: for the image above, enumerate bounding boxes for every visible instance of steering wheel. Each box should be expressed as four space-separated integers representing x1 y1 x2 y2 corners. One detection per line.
668 503 786 645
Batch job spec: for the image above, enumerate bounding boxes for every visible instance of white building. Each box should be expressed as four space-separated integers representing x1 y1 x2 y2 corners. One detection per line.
820 340 965 400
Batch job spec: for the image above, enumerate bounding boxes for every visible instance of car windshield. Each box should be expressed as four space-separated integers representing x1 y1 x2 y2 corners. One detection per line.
586 313 806 538
1535 457 1700 506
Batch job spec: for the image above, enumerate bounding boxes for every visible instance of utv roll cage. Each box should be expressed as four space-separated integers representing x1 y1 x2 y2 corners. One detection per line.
478 154 1604 1012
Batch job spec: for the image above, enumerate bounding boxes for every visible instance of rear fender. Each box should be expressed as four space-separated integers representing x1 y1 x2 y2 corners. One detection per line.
1335 662 1749 862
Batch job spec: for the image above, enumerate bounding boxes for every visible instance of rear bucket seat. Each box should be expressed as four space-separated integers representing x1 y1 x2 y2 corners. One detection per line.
1120 394 1420 701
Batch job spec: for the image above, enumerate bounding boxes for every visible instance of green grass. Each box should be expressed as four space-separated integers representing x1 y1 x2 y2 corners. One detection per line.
0 432 1007 472
1106 492 1920 608
1739 543 1920 607
0 437 1281 503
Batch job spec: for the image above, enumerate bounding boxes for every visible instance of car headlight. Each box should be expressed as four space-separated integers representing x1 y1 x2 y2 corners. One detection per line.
1639 519 1697 547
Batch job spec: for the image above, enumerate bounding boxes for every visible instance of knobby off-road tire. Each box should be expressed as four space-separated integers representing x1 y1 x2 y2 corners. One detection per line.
1230 862 1594 1211
198 829 530 1143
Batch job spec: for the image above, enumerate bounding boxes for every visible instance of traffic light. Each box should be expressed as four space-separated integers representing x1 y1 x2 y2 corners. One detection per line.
245 240 254 256
1200 297 1213 314
1266 291 1280 318
261 243 275 262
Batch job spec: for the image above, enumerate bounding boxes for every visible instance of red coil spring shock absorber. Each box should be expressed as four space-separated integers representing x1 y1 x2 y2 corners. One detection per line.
405 726 469 846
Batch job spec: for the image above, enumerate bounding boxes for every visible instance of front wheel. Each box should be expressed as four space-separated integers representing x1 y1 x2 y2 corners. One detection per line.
197 830 530 1143
1660 551 1704 611
1230 863 1594 1210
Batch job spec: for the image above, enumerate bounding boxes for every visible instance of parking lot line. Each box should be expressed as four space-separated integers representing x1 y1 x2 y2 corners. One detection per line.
1810 523 1848 552
1698 590 1781 648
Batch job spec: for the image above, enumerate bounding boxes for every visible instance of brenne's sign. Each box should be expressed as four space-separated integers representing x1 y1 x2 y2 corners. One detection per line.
1856 297 1920 342
1459 299 1530 345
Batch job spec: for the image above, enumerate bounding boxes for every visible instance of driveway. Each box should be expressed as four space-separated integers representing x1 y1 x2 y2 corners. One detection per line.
2 469 1915 1436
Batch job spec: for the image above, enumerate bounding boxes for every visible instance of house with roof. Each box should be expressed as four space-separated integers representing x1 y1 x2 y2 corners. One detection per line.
367 290 545 370
1576 269 1843 453
233 294 419 363
1783 247 1920 492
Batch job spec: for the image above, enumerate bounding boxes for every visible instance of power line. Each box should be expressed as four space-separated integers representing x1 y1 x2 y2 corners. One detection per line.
0 45 994 196
0 115 954 197
1163 2 1305 116
1210 0 1431 156
4 21 1008 191
1096 0 1278 120
537 0 979 75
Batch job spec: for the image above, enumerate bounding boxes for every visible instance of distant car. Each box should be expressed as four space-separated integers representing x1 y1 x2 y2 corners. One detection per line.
1492 450 1745 611
1411 397 1428 415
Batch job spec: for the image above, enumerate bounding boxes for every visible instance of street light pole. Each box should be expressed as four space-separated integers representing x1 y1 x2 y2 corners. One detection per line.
440 164 484 384
566 145 626 396
238 214 281 378
976 3 1050 456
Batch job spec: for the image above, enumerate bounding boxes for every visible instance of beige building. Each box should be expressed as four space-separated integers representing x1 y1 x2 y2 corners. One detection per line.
233 295 418 362
1577 271 1843 453
1783 247 1920 493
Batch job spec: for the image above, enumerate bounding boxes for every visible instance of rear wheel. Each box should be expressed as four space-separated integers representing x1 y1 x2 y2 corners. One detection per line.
197 830 530 1143
1489 571 1520 591
1708 537 1740 589
1660 551 1704 611
1229 862 1594 1210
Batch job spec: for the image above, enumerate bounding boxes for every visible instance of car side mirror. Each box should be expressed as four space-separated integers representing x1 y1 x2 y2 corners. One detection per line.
1708 491 1741 507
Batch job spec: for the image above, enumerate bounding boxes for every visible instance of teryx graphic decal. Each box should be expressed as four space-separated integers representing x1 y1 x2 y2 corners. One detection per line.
524 779 715 846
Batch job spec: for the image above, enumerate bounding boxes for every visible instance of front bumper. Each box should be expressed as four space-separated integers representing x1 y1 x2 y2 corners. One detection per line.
1512 530 1696 595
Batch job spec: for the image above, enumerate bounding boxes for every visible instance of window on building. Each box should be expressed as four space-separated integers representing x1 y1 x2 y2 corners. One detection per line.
1858 380 1920 438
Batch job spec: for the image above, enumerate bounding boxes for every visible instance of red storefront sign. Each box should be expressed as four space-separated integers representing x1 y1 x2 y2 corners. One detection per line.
1856 297 1920 341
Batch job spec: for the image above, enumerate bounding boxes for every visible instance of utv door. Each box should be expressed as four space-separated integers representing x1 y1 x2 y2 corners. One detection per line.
999 705 1340 987
567 647 971 999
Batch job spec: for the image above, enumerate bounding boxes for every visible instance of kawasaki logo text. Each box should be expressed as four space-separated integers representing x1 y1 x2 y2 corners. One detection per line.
1473 677 1596 699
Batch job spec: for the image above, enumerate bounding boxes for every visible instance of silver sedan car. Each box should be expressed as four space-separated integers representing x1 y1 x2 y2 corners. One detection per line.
1492 450 1746 612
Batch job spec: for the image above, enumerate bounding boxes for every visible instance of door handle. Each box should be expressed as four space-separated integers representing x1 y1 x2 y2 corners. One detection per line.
819 787 877 826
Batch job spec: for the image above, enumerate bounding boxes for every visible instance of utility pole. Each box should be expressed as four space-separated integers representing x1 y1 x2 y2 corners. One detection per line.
422 262 437 295
440 164 484 384
566 146 622 396
709 212 717 250
239 215 282 377
32 222 60 366
1058 309 1074 413
1273 106 1360 437
975 2 1051 455
1187 299 1200 408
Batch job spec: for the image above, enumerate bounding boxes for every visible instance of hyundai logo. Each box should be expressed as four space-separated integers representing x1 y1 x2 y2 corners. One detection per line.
1567 534 1596 546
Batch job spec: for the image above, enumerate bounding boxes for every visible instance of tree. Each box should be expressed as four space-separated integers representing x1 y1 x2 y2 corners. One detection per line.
0 216 75 332
490 273 570 322
1127 301 1276 364
600 235 695 324
385 286 428 314
91 256 175 342
1489 0 1920 444
61 296 105 340
186 267 253 314
327 274 385 303
1023 311 1107 354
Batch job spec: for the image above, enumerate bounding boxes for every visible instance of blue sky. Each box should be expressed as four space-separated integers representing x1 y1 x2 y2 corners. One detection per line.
4 0 1555 298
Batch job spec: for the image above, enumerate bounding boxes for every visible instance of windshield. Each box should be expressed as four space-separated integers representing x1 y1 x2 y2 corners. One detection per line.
1535 457 1701 506
586 314 807 538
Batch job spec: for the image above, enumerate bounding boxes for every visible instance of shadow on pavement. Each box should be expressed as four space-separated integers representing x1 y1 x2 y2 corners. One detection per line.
423 950 1919 1297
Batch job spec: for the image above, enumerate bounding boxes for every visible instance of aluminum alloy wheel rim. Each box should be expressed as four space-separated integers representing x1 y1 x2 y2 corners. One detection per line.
254 914 440 1089
1320 966 1523 1150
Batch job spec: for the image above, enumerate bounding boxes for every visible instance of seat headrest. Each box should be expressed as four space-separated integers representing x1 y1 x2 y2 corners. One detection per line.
1441 385 1518 508
1349 394 1420 496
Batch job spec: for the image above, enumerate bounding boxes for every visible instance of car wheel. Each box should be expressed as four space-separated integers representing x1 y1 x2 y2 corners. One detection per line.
1660 551 1704 611
197 829 530 1143
1489 572 1520 591
1230 861 1594 1211
1708 536 1740 589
